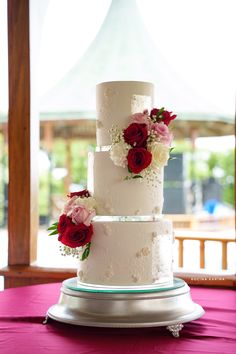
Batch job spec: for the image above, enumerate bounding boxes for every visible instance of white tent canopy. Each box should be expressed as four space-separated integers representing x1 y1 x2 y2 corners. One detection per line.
39 0 234 136
0 0 234 137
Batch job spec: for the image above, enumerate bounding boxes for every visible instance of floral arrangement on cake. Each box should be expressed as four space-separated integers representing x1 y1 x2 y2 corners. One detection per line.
109 108 177 180
48 190 96 260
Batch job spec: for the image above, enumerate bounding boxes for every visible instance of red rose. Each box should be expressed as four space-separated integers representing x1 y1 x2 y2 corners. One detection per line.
150 108 159 118
161 110 177 126
150 108 177 126
123 123 148 147
67 189 91 199
59 223 93 248
127 148 152 174
57 214 73 234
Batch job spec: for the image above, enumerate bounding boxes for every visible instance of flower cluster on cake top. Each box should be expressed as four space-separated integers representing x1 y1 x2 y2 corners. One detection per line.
48 190 96 260
109 108 177 180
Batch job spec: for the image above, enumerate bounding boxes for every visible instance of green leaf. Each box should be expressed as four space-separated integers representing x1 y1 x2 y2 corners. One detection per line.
81 243 91 261
169 147 175 153
48 229 59 236
52 222 58 226
132 175 143 179
157 107 165 120
47 224 58 231
47 221 58 231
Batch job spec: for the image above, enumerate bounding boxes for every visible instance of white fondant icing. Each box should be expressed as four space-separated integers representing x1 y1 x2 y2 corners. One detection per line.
77 270 84 281
131 94 152 114
96 120 103 129
136 247 150 258
78 219 173 286
87 151 164 216
131 275 139 283
96 81 154 146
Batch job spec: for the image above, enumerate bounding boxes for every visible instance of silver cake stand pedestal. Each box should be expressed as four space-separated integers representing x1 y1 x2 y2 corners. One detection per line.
44 278 204 337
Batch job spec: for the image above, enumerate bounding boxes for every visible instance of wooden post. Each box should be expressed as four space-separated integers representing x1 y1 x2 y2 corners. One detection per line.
199 240 205 268
43 122 54 151
8 0 38 266
42 122 54 222
178 239 184 268
221 242 228 270
64 140 72 193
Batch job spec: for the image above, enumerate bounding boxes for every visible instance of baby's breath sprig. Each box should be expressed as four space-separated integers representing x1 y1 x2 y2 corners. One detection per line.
147 130 158 145
109 125 123 144
140 166 161 187
59 245 81 258
59 242 91 261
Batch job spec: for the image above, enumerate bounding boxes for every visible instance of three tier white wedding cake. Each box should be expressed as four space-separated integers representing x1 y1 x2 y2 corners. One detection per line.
76 81 176 286
47 81 205 332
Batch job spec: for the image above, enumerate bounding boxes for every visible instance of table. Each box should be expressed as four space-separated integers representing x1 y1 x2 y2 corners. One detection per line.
0 282 235 353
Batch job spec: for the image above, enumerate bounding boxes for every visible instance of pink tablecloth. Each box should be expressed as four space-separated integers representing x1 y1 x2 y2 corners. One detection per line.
0 282 235 354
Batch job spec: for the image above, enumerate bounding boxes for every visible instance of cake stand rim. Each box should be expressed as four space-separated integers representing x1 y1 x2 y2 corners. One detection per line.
46 302 205 328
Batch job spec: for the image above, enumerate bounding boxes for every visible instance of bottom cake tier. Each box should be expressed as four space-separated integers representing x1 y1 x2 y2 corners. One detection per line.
77 218 173 286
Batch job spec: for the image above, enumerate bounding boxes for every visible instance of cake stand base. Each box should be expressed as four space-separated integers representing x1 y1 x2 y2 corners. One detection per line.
45 278 204 337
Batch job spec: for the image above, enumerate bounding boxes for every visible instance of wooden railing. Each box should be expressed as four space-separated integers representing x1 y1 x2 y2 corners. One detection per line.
170 213 236 287
174 230 235 270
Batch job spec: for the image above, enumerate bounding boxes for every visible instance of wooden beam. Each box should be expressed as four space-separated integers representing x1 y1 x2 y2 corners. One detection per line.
8 0 38 265
0 265 75 289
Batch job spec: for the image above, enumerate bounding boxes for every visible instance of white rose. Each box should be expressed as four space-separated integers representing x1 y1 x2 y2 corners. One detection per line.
149 142 170 169
75 196 97 211
110 142 129 168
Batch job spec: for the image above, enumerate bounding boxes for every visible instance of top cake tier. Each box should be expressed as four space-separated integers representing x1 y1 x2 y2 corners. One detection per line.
96 81 154 146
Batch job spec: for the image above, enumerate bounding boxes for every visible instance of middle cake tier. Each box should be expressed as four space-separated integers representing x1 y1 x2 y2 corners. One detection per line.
87 150 164 216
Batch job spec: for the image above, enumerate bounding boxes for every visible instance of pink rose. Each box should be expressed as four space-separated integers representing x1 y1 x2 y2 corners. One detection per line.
71 205 95 226
151 123 173 146
131 113 150 126
63 196 77 215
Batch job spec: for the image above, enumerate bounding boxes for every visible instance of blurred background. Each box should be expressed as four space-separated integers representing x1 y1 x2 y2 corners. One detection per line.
0 0 235 276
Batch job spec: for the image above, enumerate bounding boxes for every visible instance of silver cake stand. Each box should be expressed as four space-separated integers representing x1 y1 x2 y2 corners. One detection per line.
44 277 204 337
